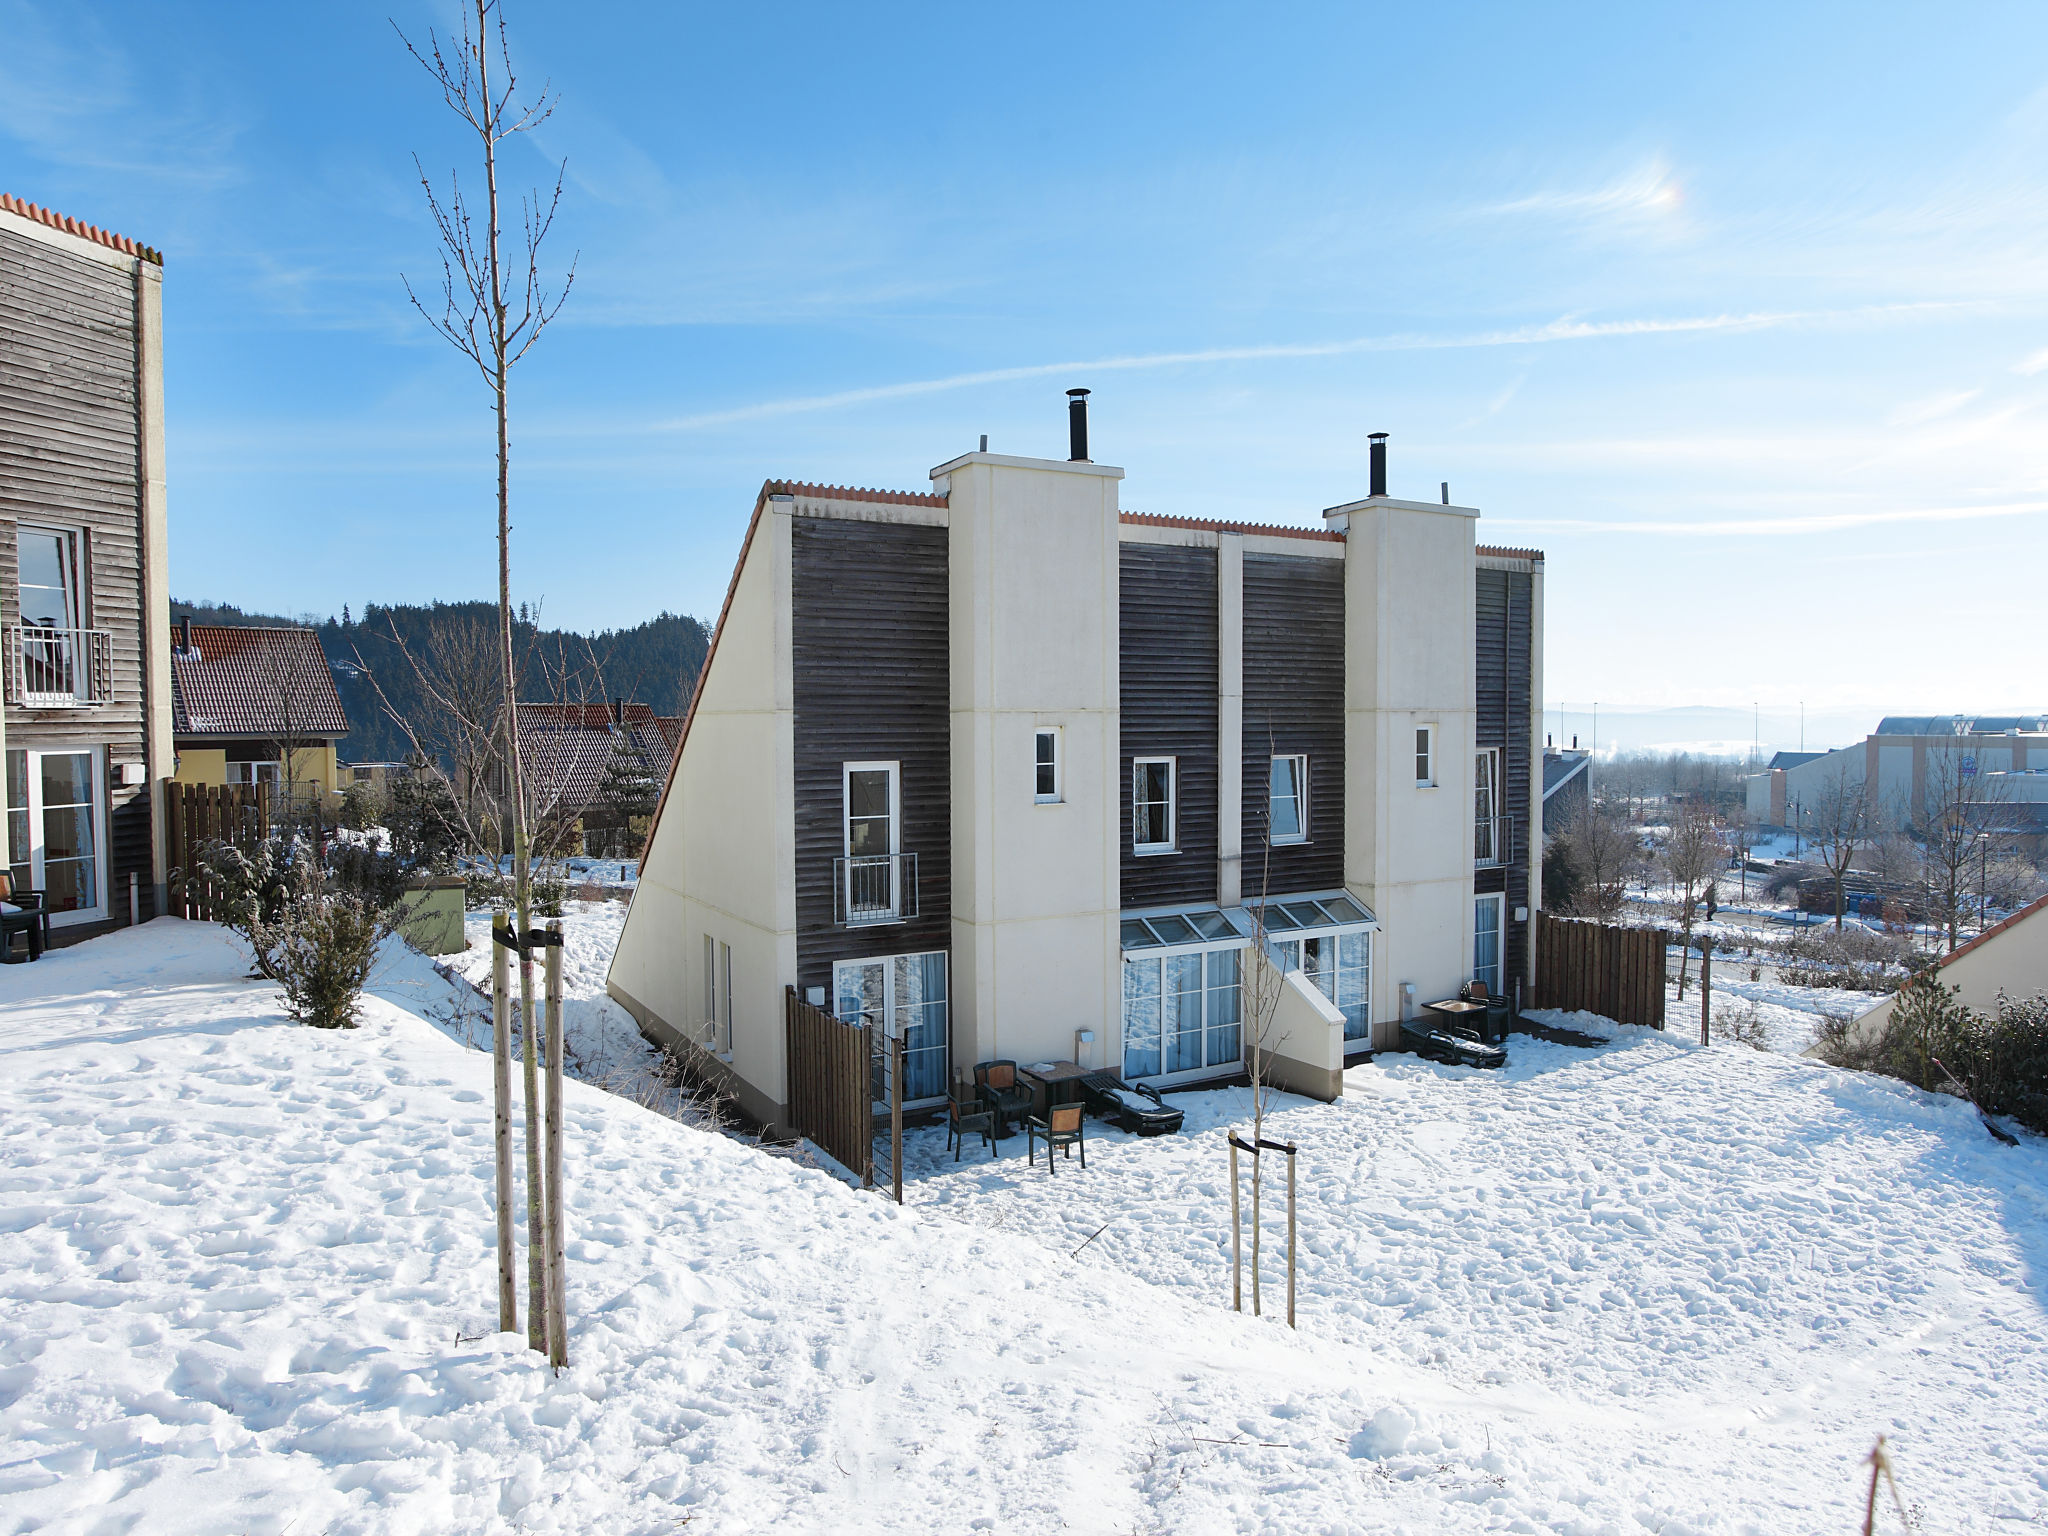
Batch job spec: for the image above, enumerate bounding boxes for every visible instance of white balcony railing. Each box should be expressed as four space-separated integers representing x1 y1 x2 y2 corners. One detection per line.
834 852 918 927
5 626 113 707
1475 815 1515 868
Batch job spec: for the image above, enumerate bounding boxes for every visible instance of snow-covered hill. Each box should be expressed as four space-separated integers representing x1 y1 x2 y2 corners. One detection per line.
3 921 2044 1533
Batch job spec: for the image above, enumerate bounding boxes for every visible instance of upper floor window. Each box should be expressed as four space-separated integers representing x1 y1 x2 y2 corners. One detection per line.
1268 754 1308 844
1133 756 1176 854
703 934 733 1054
16 527 82 630
1035 729 1061 803
1474 748 1501 864
1415 725 1437 787
844 762 899 856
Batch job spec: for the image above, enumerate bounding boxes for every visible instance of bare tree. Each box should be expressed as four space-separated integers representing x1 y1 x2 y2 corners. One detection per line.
1808 764 1871 930
1554 799 1638 920
398 0 574 1366
1663 797 1721 999
255 633 323 840
1723 804 1758 904
1914 745 2014 954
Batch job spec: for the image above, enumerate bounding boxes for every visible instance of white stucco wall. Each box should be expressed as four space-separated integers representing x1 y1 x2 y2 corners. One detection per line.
935 452 1125 1075
1331 496 1480 1049
608 498 798 1126
1831 896 2048 1049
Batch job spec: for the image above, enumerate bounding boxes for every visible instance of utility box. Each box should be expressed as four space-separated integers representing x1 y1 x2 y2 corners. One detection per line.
395 875 466 955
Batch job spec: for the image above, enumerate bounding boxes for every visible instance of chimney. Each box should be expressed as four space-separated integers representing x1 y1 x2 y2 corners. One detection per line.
1067 388 1091 462
1369 432 1389 497
179 615 192 655
611 696 624 727
1441 481 1450 506
979 434 988 453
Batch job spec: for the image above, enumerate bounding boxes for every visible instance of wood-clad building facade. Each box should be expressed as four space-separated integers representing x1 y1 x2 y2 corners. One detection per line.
612 436 1544 1134
0 195 173 937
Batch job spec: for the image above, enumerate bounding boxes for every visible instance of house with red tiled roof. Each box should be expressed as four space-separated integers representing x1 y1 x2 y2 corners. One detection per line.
3 195 174 940
509 700 680 857
168 619 350 804
607 403 1547 1135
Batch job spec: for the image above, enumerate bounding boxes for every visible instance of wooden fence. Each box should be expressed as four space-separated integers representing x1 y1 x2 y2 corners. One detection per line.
784 987 874 1187
1532 911 1668 1029
167 780 270 922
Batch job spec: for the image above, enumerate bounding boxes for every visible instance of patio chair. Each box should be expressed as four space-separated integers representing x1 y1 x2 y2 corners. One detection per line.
1026 1102 1086 1173
974 1060 1033 1138
0 870 48 963
1078 1070 1185 1136
946 1092 998 1161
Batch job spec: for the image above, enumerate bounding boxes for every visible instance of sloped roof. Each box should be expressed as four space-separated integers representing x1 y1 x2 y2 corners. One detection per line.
1542 750 1591 800
517 705 679 816
171 626 348 739
1767 750 1826 771
1933 891 2048 971
0 192 163 264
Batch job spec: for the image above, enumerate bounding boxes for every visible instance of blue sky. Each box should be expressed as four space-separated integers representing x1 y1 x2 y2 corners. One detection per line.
7 1 2048 722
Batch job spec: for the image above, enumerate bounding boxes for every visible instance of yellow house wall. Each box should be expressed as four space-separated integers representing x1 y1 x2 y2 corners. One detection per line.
173 742 343 799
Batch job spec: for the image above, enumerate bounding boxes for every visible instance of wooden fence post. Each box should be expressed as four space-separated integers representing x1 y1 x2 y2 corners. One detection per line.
491 911 517 1336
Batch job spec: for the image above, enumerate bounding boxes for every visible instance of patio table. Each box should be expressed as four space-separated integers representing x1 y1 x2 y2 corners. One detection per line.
1019 1060 1091 1119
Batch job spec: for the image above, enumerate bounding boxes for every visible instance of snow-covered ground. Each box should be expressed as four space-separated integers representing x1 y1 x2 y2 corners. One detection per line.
5 922 2047 1531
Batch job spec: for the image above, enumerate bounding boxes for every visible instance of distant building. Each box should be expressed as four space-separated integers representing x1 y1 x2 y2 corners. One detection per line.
510 701 680 857
169 620 350 804
1823 892 2048 1054
2 193 174 934
1744 717 2048 831
1541 747 1591 827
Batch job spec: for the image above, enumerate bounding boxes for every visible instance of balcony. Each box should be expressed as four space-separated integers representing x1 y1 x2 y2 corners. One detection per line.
5 626 113 708
834 852 919 927
1475 815 1516 868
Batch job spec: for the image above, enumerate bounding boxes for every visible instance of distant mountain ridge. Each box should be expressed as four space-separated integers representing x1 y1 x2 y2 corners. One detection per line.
170 598 710 765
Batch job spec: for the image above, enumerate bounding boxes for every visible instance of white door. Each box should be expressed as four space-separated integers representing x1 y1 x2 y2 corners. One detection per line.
833 952 949 1103
6 747 106 924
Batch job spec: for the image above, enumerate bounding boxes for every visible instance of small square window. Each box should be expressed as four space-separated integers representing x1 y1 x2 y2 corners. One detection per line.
1268 754 1307 844
1415 725 1436 787
1035 729 1061 803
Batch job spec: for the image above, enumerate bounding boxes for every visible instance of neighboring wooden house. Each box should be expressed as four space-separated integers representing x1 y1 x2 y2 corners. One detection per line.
1 194 174 935
513 701 679 856
608 411 1546 1131
1542 746 1592 827
169 619 349 805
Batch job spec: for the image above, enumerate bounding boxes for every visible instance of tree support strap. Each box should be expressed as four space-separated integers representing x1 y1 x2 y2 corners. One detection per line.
493 925 565 956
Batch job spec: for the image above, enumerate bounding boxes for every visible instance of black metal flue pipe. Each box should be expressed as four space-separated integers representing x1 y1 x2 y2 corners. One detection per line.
1067 388 1091 462
1369 432 1388 497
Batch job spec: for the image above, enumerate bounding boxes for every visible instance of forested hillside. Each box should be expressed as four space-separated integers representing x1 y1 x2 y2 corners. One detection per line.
170 598 711 764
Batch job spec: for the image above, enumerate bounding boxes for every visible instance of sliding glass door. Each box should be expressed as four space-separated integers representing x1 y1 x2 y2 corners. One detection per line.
5 747 105 924
833 950 949 1103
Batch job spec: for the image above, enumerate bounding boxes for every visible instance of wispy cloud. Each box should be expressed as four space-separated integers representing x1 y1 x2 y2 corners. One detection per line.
1484 159 1685 224
1888 388 1982 426
2015 345 2048 375
1494 499 2048 538
641 301 1961 434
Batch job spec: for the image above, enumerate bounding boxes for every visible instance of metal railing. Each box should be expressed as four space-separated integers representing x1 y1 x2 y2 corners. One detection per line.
5 626 113 707
833 852 918 926
1474 815 1516 868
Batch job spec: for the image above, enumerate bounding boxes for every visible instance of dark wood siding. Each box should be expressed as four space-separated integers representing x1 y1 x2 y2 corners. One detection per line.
1243 553 1344 894
2 223 154 918
792 516 950 995
1476 567 1534 993
1119 544 1218 909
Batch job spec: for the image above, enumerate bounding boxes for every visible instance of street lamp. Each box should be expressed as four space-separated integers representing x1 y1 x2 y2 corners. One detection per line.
1977 832 1991 934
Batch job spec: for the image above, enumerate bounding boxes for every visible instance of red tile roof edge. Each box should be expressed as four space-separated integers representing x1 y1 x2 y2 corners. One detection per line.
764 478 946 509
1935 890 2048 971
1120 511 1345 544
1476 544 1546 562
1 193 162 265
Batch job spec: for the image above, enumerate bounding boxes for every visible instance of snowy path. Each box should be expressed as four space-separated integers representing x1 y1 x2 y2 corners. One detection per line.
3 923 2045 1532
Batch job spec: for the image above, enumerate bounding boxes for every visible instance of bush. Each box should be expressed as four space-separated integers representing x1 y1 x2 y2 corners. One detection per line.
1771 925 1921 991
328 839 406 910
1815 974 2048 1135
252 862 385 1029
387 764 462 873
337 780 383 832
463 866 510 911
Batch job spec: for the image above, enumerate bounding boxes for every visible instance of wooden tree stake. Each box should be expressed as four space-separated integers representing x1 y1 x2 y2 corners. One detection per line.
1229 1137 1242 1313
491 911 517 1335
544 917 568 1367
520 930 550 1355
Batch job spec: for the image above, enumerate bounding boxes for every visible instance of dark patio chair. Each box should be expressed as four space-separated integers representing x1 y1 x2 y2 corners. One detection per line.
1078 1070 1185 1136
1026 1102 1086 1172
974 1060 1032 1138
946 1092 998 1161
0 870 48 963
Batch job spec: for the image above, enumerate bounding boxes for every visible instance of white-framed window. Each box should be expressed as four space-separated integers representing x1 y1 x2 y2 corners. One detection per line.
1415 725 1437 787
702 934 733 1054
1268 754 1308 844
1122 944 1243 1082
226 760 281 788
1034 729 1061 803
1133 756 1176 854
5 746 106 925
15 525 84 630
1270 930 1373 1043
1474 748 1500 865
1473 893 1504 996
834 951 949 1104
842 761 902 922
